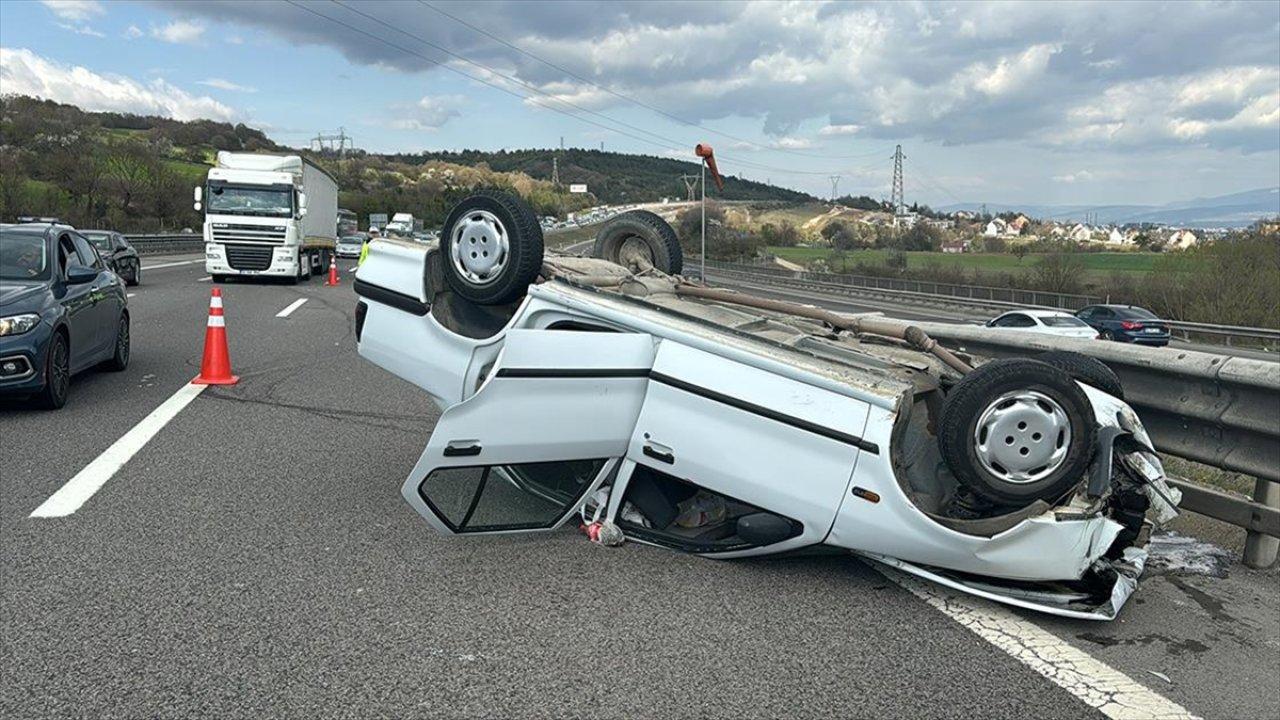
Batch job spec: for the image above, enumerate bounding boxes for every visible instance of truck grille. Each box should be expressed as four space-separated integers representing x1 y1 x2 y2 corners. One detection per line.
211 223 287 244
225 243 274 271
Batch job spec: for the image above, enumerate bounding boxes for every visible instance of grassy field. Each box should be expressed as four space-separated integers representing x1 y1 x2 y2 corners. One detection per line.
545 223 598 250
769 246 1167 277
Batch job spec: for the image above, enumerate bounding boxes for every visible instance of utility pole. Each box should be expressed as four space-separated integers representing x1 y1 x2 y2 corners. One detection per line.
891 145 905 217
829 175 841 202
559 136 564 151
600 141 605 152
551 156 559 186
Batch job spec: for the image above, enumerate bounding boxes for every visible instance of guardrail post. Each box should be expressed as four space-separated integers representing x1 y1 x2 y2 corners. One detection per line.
1243 479 1279 568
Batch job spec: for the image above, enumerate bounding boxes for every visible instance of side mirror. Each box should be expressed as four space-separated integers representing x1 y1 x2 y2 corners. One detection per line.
66 267 97 284
297 192 308 209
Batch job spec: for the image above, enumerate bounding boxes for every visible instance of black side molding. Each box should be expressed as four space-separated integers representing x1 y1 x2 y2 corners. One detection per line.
443 443 482 457
353 278 429 317
650 372 880 454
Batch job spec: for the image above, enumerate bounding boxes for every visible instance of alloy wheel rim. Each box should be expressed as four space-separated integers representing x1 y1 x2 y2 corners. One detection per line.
973 389 1071 484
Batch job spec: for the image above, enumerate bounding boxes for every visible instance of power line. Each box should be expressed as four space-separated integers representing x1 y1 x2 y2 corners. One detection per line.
416 0 893 162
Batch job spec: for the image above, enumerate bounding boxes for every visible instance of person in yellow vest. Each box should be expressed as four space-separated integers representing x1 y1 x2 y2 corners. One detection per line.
359 227 379 266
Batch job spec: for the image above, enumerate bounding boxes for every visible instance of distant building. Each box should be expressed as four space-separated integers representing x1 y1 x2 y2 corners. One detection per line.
941 241 969 254
984 218 1007 236
1166 229 1198 249
1067 223 1093 243
1106 227 1127 245
1009 215 1030 234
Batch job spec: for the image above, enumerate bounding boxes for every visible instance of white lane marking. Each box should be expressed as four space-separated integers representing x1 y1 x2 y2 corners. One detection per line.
141 259 203 271
29 382 208 518
276 298 308 318
127 293 136 298
883 570 1198 720
198 276 212 282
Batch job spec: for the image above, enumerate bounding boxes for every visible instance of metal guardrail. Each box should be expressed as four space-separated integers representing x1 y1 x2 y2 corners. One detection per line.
709 263 1280 567
707 260 1277 352
125 234 203 255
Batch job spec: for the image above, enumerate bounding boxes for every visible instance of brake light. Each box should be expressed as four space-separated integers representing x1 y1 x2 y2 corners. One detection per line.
1120 320 1143 330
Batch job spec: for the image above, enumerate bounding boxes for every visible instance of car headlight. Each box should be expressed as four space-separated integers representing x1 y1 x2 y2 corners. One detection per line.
0 313 40 337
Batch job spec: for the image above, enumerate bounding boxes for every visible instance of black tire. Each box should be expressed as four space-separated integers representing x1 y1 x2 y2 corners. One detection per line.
105 313 130 371
440 190 543 305
1038 351 1123 399
1101 330 1116 341
37 332 70 410
592 210 683 275
938 358 1097 505
126 261 140 287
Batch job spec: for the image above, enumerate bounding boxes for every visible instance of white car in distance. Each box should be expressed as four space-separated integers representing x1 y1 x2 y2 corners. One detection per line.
986 310 1100 339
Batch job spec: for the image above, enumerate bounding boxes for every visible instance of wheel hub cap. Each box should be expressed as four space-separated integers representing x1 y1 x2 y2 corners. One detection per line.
974 390 1071 484
450 210 509 286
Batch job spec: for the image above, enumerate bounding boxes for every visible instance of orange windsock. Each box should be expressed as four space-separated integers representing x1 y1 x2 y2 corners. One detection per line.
695 143 724 191
193 287 239 385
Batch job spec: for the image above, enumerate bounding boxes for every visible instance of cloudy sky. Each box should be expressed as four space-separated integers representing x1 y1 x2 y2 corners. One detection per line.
2 0 1277 205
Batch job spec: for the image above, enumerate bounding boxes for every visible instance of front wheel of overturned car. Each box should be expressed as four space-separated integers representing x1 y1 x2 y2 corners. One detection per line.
592 210 683 275
441 190 543 305
1038 350 1124 399
938 358 1097 506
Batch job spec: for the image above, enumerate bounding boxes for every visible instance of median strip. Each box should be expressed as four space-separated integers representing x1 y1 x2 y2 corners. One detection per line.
29 382 207 518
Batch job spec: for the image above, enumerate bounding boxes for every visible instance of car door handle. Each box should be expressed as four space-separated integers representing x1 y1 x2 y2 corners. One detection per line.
642 443 675 465
443 442 482 457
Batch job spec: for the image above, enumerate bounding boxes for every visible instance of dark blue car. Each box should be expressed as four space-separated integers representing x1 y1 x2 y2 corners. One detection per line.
0 223 130 408
1075 304 1170 347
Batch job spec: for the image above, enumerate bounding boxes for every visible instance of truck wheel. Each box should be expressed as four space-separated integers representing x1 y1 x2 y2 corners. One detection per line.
592 210 683 275
441 190 543 305
1038 351 1124 399
938 358 1097 506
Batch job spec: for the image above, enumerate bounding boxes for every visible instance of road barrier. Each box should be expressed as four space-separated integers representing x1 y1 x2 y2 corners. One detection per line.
710 263 1280 567
126 234 204 255
706 260 1277 352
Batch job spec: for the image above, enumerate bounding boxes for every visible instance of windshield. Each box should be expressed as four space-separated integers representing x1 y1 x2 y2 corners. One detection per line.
1041 316 1090 328
81 231 112 250
0 232 50 281
339 236 364 244
207 182 294 218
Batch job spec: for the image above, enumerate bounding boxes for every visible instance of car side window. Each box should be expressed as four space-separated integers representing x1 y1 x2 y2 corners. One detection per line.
996 314 1034 327
71 234 104 270
58 235 87 275
1093 307 1114 319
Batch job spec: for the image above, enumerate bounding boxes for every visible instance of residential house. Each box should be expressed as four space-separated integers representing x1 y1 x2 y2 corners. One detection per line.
941 241 969 254
984 218 1008 236
1067 223 1094 243
1166 229 1198 250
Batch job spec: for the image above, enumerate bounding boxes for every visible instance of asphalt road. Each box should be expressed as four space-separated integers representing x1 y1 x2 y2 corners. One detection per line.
2 255 1276 719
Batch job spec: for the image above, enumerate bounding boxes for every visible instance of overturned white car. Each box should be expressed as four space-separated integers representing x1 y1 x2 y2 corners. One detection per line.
354 191 1181 620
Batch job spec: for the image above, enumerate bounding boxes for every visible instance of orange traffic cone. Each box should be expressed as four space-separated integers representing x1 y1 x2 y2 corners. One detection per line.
193 288 238 385
325 255 339 286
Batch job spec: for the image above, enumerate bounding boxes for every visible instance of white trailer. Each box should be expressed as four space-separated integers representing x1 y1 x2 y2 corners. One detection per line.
196 152 339 282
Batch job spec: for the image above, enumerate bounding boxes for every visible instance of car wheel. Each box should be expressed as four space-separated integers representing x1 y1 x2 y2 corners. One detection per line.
105 314 130 371
37 332 70 410
938 358 1097 506
592 210 683 275
441 190 543 305
126 262 140 286
1101 330 1116 341
1038 351 1123 399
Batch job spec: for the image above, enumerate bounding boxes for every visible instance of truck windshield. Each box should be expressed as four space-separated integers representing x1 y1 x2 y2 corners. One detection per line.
207 182 293 217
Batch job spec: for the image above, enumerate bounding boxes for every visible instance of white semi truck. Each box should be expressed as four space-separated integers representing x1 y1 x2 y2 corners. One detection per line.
195 152 338 282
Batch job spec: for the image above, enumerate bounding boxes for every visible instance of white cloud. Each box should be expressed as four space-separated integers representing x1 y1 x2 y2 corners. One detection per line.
387 95 463 130
1052 171 1094 184
198 78 257 93
151 20 206 45
819 124 862 136
57 23 104 38
124 25 143 40
772 137 813 150
0 47 236 122
40 0 103 22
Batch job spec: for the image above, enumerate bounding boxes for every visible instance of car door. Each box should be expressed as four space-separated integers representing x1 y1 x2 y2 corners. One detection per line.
403 329 657 534
71 233 121 359
55 234 101 370
623 341 872 553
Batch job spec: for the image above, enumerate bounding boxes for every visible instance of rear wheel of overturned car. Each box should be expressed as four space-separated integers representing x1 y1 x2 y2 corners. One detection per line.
441 190 544 305
1038 350 1124 399
592 210 683 275
938 358 1097 506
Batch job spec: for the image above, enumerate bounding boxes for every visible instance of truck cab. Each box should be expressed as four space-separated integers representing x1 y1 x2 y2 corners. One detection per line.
197 152 337 283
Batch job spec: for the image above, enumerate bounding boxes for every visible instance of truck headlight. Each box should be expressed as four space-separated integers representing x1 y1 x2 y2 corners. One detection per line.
0 313 40 337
